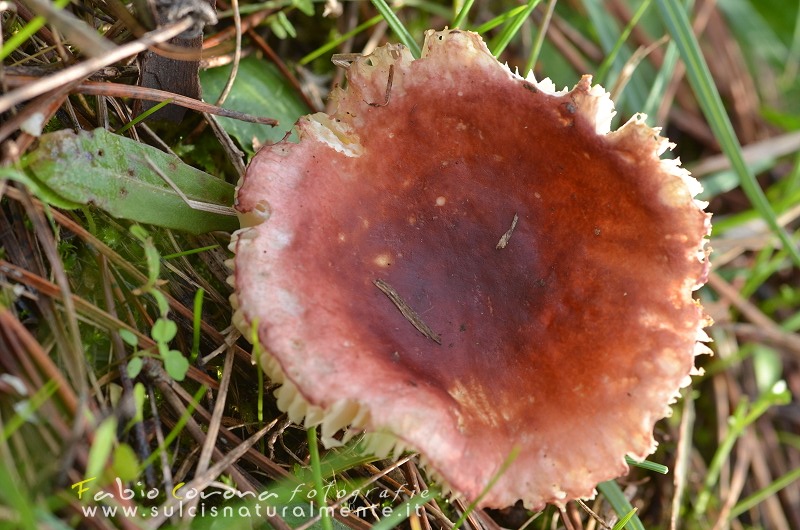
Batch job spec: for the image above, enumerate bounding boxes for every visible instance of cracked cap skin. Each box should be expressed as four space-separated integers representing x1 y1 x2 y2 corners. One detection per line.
230 29 711 509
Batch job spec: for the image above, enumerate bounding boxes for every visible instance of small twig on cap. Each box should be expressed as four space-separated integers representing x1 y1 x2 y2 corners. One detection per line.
496 213 519 249
331 54 394 108
367 65 394 107
331 53 363 69
373 279 441 345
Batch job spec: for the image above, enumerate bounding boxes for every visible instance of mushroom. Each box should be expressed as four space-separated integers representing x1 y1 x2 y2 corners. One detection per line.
230 29 711 509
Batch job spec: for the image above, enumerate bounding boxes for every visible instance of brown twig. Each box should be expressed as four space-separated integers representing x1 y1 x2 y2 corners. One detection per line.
99 255 156 486
186 346 236 515
2 75 278 125
214 0 243 107
0 18 194 113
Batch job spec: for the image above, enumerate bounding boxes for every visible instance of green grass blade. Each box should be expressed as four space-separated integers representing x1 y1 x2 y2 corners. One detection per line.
116 99 173 134
611 507 639 530
370 0 421 58
472 5 529 34
694 381 790 514
162 244 220 260
490 0 541 57
0 463 38 529
299 14 385 65
452 447 519 529
597 481 646 530
524 0 556 74
729 464 800 520
191 288 204 363
140 385 207 470
1 380 59 441
581 0 648 109
655 0 800 266
625 455 669 474
642 40 679 121
452 0 475 28
595 0 653 85
307 426 333 530
0 0 70 61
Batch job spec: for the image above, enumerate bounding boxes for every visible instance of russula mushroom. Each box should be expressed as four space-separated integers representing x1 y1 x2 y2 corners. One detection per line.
230 29 711 509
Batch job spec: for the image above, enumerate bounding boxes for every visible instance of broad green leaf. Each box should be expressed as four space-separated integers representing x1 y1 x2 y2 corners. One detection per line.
118 328 138 347
126 357 143 380
0 166 82 210
0 463 37 529
292 0 314 16
200 56 309 156
151 317 178 343
112 443 140 482
24 128 238 234
86 416 117 481
163 350 189 381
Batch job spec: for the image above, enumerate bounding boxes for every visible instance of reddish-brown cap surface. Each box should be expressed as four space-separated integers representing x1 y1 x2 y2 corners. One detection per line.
231 29 711 509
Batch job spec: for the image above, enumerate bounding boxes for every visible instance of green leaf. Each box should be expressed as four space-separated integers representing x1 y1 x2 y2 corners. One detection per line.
126 357 143 380
86 417 118 481
133 383 145 425
292 0 314 16
151 317 178 343
23 128 238 234
112 443 140 482
0 166 83 210
163 350 189 381
130 225 161 291
118 328 138 347
200 56 309 156
270 11 297 39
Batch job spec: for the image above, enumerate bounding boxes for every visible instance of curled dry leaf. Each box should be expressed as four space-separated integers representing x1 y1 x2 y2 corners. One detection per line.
230 29 711 509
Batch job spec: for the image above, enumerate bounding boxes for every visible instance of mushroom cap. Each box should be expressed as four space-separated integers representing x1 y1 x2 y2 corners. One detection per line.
231 29 711 509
